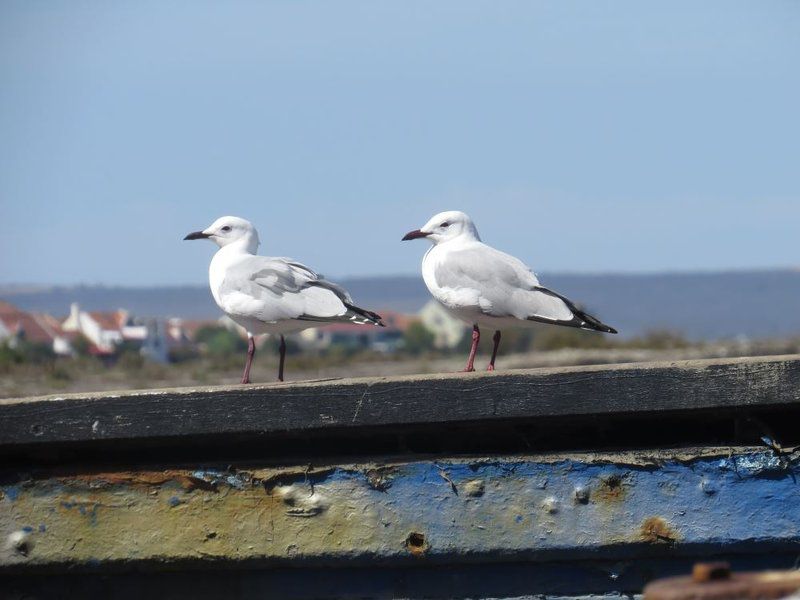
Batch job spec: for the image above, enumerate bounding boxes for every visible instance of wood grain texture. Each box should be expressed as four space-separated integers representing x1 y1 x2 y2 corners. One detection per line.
1 355 799 449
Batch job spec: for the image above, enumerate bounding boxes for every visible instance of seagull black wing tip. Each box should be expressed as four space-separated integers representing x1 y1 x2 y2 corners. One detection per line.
344 303 385 327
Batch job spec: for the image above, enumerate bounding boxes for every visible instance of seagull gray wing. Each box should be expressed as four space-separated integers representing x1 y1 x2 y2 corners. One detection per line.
220 257 382 325
435 244 616 332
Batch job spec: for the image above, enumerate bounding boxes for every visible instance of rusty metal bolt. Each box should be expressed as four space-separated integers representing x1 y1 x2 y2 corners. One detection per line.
644 562 800 600
692 562 731 583
405 531 428 556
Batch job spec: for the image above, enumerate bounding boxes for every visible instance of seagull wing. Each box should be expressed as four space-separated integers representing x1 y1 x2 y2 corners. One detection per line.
435 244 616 333
221 257 382 325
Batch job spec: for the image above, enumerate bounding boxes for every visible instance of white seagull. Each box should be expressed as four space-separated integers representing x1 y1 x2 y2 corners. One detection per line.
185 216 384 383
402 211 617 372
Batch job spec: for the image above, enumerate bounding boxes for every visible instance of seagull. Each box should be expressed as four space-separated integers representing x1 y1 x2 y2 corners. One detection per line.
185 216 384 383
402 210 617 372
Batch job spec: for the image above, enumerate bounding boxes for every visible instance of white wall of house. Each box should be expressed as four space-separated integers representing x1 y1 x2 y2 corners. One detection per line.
139 321 169 363
52 336 74 356
298 328 332 350
419 300 467 349
121 325 148 341
62 303 121 353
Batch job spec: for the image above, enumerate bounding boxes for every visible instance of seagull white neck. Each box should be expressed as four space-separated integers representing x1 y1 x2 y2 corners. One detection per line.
208 237 258 306
217 233 259 255
436 230 480 247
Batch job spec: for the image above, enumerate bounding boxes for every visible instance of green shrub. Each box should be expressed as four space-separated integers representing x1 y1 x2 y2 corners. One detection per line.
70 335 92 357
623 330 690 350
195 326 248 358
531 326 611 351
403 322 435 355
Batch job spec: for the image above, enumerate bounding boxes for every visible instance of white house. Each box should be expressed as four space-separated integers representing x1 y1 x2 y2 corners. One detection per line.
0 302 74 356
61 303 129 354
418 300 468 349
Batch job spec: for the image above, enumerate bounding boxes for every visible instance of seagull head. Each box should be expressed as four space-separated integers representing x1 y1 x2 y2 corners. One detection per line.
402 210 480 245
184 216 260 252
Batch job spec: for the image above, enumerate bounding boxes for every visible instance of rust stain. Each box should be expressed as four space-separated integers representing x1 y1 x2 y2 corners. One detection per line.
261 468 335 493
59 470 217 492
594 474 627 503
640 516 680 544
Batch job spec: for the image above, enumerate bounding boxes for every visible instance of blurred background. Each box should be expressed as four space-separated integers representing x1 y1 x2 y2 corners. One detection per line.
1 1 799 396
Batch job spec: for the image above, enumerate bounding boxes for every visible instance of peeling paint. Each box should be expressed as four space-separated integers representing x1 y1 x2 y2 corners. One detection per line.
58 470 218 492
464 480 485 497
718 453 786 476
364 467 396 492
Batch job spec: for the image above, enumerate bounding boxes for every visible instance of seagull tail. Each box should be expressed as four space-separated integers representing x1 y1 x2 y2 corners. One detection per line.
344 303 385 327
531 286 617 334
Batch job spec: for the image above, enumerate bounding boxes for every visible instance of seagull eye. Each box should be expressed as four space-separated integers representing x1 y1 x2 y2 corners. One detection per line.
440 222 450 228
221 226 232 232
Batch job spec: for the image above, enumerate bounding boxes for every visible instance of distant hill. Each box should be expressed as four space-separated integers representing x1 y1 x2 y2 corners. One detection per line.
2 269 800 340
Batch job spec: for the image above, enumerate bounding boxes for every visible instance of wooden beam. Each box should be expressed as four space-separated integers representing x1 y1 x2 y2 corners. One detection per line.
1 356 799 450
2 448 799 572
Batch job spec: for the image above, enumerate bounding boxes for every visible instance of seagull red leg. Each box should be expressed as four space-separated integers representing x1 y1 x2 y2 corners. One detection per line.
277 334 286 382
463 324 480 372
241 335 255 384
487 330 501 371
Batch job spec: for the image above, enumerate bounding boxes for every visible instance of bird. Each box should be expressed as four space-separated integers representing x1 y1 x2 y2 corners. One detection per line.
402 210 617 372
184 216 384 383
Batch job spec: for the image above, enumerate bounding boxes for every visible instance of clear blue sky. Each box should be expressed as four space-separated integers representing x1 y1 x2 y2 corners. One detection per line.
1 1 798 285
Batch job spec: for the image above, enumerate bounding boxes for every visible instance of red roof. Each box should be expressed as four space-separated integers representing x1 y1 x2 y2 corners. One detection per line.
378 310 417 331
0 301 20 315
88 310 127 331
312 322 379 334
0 303 62 345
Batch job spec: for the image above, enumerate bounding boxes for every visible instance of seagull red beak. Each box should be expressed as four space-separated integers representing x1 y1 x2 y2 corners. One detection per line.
183 231 211 240
402 229 429 241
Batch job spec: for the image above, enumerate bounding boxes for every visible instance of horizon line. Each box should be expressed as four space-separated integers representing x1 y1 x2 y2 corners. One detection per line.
1 264 800 292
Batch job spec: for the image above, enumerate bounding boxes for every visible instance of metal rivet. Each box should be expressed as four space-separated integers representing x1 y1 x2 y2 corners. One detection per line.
6 530 33 557
574 486 590 504
542 496 559 514
700 479 717 495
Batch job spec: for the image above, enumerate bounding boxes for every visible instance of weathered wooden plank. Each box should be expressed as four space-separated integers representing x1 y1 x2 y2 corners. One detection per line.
1 355 799 449
2 448 798 571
